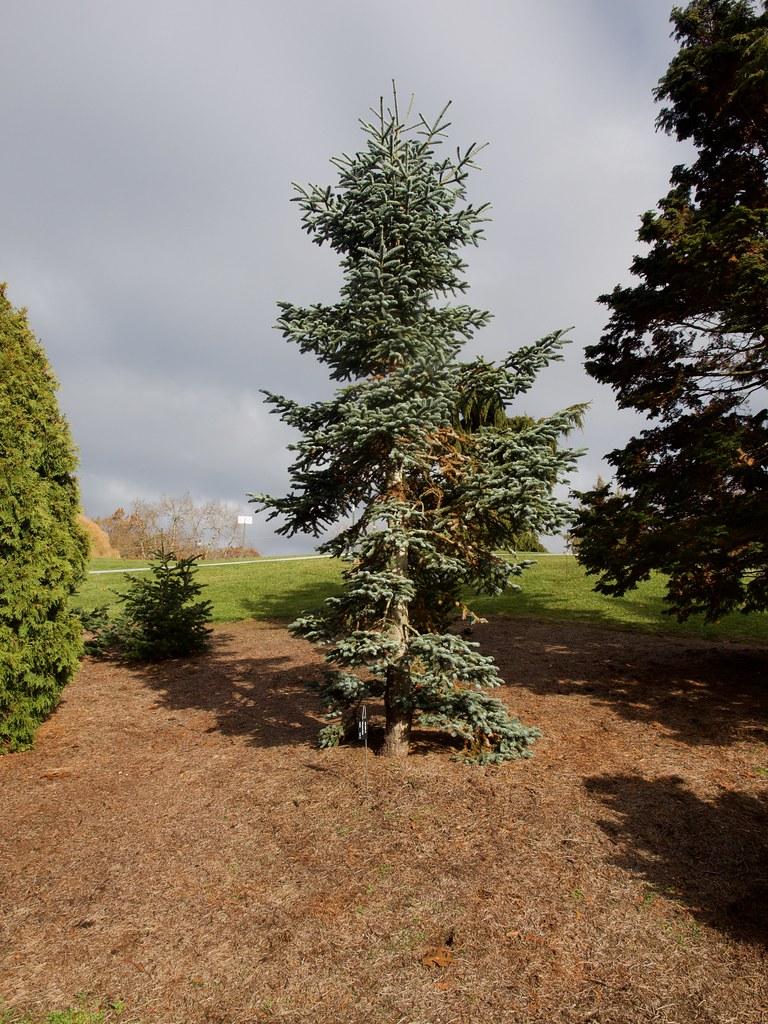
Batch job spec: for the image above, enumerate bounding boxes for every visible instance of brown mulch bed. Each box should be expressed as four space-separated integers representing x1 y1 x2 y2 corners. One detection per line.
1 618 767 1024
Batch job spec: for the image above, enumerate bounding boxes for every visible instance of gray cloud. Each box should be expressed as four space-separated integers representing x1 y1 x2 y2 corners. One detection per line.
2 0 683 553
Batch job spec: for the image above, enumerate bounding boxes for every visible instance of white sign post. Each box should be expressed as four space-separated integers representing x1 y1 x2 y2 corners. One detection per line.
358 704 369 801
236 514 253 552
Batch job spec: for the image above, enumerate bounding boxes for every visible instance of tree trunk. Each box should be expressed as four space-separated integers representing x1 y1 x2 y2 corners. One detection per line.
383 661 411 757
382 506 411 757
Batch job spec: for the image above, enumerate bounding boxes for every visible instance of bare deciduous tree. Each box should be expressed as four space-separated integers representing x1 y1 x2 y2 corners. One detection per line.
94 494 256 560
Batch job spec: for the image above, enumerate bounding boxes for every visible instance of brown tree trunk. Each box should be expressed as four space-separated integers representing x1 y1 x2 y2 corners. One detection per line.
381 493 411 757
383 661 412 757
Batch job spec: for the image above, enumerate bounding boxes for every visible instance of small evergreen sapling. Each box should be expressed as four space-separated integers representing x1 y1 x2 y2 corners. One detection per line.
109 551 212 661
254 92 583 761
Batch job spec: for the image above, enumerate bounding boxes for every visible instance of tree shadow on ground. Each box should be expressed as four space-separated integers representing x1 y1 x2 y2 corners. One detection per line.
129 632 325 749
130 632 473 758
234 581 340 623
478 621 768 748
472 570 768 644
475 586 670 631
585 772 768 947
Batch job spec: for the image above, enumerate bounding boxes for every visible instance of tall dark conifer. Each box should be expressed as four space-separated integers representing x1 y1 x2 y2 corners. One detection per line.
575 0 768 621
255 94 582 760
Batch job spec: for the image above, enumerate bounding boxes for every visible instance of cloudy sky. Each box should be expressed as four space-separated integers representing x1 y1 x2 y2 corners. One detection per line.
1 0 686 553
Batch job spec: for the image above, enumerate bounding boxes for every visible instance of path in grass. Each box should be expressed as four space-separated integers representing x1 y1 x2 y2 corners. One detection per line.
76 554 768 643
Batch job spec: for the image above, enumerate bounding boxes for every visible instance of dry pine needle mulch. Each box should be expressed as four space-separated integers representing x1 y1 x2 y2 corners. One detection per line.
1 617 767 1024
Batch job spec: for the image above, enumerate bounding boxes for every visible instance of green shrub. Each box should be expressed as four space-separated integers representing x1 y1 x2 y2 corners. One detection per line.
90 550 213 661
77 605 117 658
0 284 88 752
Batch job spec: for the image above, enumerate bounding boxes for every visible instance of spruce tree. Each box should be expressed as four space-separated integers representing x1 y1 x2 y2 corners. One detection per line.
255 94 582 761
452 391 586 553
0 284 88 751
113 550 213 661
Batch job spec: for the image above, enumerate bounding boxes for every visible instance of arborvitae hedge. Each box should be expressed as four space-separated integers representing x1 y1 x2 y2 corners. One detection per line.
0 284 88 752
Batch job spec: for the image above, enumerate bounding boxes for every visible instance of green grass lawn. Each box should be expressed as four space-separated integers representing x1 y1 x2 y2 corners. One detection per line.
74 554 768 643
78 555 336 623
0 1000 125 1024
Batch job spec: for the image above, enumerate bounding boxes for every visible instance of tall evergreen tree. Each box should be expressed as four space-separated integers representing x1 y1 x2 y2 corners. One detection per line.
575 0 768 621
0 284 88 751
255 94 582 760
